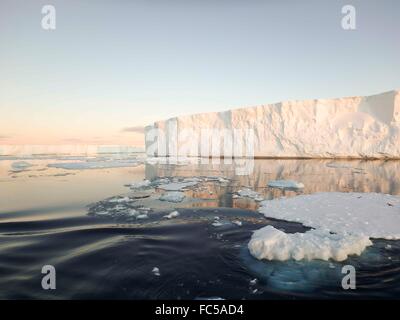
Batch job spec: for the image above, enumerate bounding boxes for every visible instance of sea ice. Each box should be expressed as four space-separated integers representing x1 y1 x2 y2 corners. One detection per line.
164 210 180 219
267 180 304 190
249 192 400 261
159 192 186 203
258 192 400 239
237 188 264 202
233 220 243 227
129 180 151 189
108 196 132 203
249 226 372 261
157 181 199 191
152 267 160 276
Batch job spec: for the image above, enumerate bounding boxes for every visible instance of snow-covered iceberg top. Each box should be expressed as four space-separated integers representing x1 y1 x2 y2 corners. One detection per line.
145 90 400 158
249 192 400 262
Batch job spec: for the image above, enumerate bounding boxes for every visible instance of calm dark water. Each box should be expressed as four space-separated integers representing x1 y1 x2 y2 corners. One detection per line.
1 157 400 299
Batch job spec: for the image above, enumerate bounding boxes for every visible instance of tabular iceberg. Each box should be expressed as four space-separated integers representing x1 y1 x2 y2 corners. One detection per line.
145 90 400 158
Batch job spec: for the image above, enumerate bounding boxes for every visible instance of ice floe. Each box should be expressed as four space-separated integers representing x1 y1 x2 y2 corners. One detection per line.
267 180 304 190
249 226 372 261
236 188 264 202
128 180 151 189
159 191 186 203
152 267 161 276
249 192 400 261
164 210 180 219
88 175 232 219
157 181 199 191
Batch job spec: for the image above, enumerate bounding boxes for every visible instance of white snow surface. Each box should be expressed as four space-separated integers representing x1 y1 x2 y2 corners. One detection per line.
258 192 400 240
145 90 400 158
249 192 400 262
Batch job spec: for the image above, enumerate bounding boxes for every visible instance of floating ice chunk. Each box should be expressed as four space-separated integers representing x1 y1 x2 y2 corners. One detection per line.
137 214 149 219
267 180 304 190
129 180 151 189
152 267 160 276
164 210 180 219
212 216 223 227
248 226 372 262
250 192 400 261
258 192 400 240
183 177 202 183
159 191 186 203
233 220 243 227
108 196 132 203
11 161 34 172
95 211 109 216
249 278 257 285
128 209 139 217
237 188 264 201
157 181 199 191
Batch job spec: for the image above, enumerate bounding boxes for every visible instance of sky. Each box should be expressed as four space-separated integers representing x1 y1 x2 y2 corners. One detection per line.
0 0 399 146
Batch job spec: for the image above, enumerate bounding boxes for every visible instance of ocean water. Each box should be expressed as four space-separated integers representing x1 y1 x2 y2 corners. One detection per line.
0 155 400 299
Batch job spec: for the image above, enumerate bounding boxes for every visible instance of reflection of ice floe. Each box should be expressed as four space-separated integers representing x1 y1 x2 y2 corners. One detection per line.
249 192 400 261
326 162 363 170
11 161 34 172
267 180 304 190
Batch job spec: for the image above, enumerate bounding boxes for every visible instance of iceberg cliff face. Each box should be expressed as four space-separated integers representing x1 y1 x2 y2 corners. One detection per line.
145 90 400 158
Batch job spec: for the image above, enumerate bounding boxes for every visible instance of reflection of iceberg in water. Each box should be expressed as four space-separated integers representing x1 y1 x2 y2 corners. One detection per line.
145 159 400 198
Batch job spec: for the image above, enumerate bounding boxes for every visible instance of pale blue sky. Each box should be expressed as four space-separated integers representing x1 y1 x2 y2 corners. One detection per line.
0 0 399 145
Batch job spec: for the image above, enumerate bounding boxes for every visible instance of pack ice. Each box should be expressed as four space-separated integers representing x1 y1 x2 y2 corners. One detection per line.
145 90 400 158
